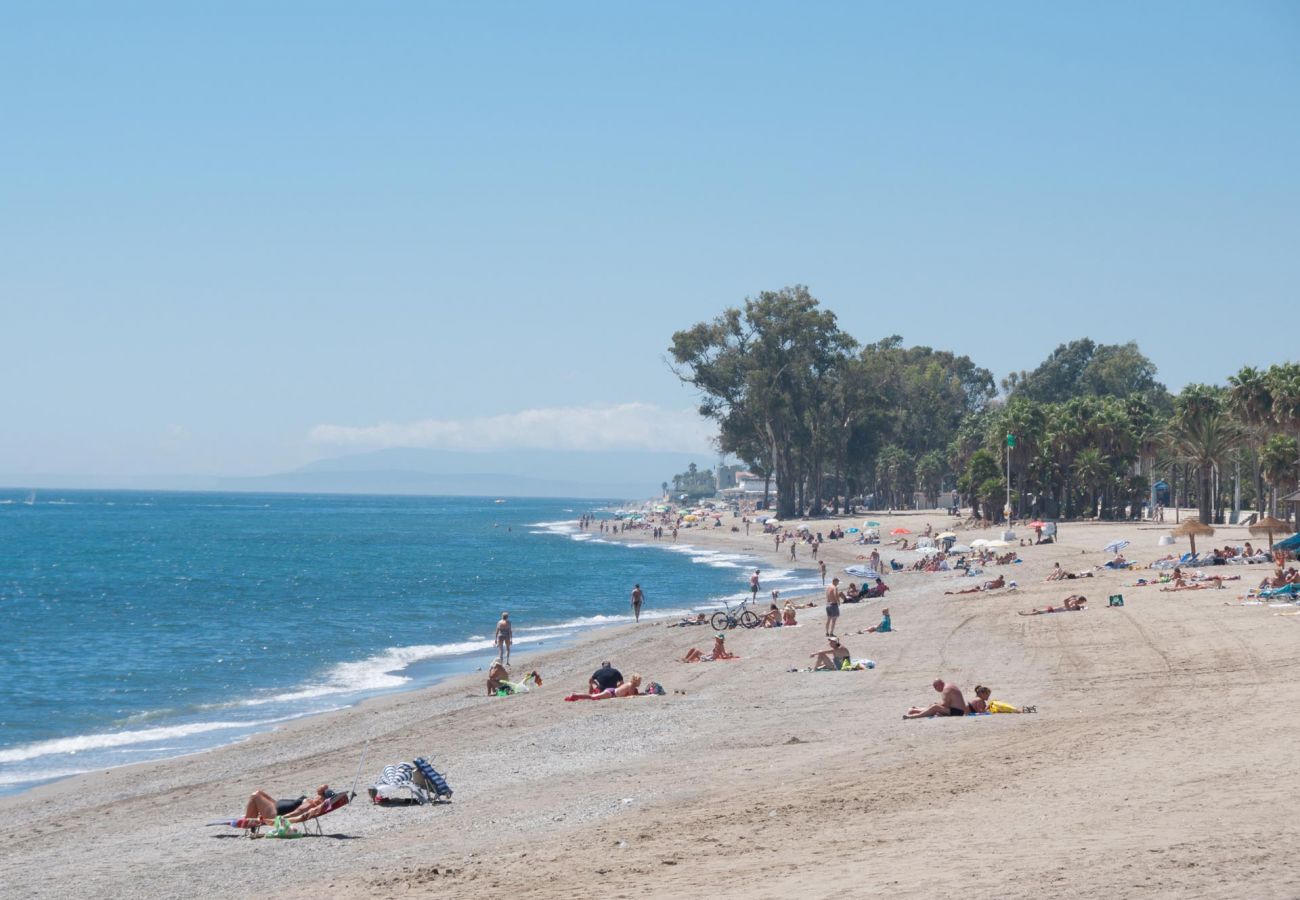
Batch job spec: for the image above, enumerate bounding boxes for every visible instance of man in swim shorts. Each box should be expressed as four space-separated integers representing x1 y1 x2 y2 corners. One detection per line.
904 679 968 719
825 578 843 637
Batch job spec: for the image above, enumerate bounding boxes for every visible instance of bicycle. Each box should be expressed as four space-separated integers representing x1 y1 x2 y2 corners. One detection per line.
711 597 761 630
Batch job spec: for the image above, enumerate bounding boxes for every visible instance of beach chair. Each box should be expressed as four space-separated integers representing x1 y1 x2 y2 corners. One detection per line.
413 757 453 801
208 789 352 838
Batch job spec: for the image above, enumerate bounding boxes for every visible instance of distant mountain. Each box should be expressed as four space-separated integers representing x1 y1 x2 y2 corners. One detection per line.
0 448 719 500
219 448 715 499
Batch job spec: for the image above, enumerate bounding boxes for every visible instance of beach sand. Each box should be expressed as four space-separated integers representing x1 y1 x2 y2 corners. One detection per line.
4 512 1299 899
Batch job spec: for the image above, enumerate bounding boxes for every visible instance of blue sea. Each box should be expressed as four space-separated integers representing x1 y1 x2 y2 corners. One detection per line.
0 490 813 794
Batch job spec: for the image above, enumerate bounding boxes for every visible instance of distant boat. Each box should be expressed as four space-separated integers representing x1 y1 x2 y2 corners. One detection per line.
24 491 35 506
494 499 506 504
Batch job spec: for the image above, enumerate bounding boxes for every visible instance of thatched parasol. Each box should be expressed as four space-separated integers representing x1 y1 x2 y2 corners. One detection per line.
1171 518 1215 555
1249 515 1290 550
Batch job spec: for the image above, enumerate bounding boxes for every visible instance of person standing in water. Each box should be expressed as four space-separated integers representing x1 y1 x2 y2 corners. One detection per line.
750 569 761 601
631 584 645 622
494 612 513 664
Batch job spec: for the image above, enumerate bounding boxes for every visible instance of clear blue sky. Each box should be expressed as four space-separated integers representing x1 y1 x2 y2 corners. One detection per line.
2 2 1297 478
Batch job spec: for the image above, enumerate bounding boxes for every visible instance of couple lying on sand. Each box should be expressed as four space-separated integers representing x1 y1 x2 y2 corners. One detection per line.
904 679 1034 718
564 661 654 700
1045 563 1094 582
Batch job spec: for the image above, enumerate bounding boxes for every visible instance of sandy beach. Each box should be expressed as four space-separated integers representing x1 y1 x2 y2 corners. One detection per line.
4 511 1299 899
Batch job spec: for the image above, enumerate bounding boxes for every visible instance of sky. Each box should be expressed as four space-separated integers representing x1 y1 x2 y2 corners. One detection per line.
2 2 1298 479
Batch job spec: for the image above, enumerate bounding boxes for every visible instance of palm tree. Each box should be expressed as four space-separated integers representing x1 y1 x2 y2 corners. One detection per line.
1261 434 1299 520
1166 390 1244 524
1229 366 1273 516
1073 448 1109 519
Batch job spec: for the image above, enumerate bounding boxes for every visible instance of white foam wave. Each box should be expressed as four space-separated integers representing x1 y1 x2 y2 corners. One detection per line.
0 714 306 765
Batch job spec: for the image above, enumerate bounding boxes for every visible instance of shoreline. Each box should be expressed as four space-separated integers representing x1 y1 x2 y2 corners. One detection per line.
5 512 1299 899
0 518 810 800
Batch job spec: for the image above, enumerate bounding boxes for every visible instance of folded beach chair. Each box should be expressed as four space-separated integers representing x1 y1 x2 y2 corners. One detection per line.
368 757 453 804
413 757 453 801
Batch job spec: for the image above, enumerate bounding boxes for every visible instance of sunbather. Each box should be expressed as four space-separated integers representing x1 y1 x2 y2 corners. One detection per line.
1018 595 1086 615
565 674 644 700
666 613 708 627
243 784 334 824
968 685 1035 714
945 575 1005 595
1161 576 1223 591
782 602 798 625
810 637 850 670
858 607 891 633
904 679 967 719
682 633 736 662
486 660 510 695
761 603 782 627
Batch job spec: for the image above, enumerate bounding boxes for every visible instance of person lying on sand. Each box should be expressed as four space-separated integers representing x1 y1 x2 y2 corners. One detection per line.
904 679 967 719
1161 576 1224 591
487 660 510 695
565 674 644 700
945 575 1006 595
666 613 708 627
967 685 1036 714
682 634 736 662
857 607 891 633
243 785 334 824
1018 595 1086 615
810 636 850 670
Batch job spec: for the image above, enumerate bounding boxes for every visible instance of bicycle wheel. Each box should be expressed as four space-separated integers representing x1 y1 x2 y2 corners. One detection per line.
710 611 732 631
740 610 761 629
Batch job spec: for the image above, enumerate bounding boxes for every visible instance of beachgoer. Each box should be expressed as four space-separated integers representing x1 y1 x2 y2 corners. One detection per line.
750 569 760 600
494 612 512 663
825 578 842 636
864 577 889 599
970 685 1034 714
810 636 850 670
487 659 510 695
682 633 735 662
667 613 708 628
945 575 1006 595
1018 595 1087 615
590 661 623 693
243 784 333 824
819 559 827 585
904 679 968 719
861 607 891 633
782 602 798 626
762 603 781 627
631 584 644 623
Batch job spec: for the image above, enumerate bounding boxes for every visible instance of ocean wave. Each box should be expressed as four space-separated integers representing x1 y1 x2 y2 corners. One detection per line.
0 714 308 765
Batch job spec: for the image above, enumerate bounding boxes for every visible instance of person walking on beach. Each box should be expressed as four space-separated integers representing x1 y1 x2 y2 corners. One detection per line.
825 578 842 637
789 540 797 561
750 569 760 601
494 612 513 664
631 584 644 622
819 559 827 585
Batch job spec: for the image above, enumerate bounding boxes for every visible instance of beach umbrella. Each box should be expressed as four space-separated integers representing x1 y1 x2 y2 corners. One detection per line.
1103 539 1130 554
865 521 881 528
984 539 1011 549
846 527 859 533
970 538 990 548
917 546 942 556
948 543 973 554
1171 518 1215 555
1249 516 1290 550
1029 520 1046 528
890 527 911 535
937 531 957 540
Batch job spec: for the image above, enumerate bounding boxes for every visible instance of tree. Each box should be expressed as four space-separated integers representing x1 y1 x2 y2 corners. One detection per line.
669 286 856 518
1165 386 1243 524
670 462 716 499
915 450 946 508
1005 338 1165 404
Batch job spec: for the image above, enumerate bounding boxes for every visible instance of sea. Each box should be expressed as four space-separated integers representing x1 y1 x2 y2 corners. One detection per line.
0 490 815 794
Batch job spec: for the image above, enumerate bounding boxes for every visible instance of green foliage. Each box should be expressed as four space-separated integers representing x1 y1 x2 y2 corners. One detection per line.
1005 338 1167 406
670 462 716 499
